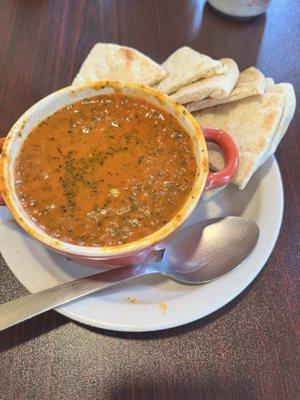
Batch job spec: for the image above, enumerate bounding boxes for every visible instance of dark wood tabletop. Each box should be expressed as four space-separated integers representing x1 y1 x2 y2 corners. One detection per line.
0 1 299 399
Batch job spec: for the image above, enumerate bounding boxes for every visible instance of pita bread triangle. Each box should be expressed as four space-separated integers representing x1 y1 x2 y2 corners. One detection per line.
155 47 226 95
186 67 265 112
72 43 167 86
171 58 239 104
194 88 285 189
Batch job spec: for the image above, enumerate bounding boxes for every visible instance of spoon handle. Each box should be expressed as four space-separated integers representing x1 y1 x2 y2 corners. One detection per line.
0 264 154 332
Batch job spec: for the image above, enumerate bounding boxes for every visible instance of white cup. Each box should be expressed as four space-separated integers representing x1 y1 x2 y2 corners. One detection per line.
208 0 270 18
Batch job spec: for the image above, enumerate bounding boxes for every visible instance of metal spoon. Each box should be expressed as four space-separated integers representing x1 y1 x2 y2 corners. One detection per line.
0 216 259 331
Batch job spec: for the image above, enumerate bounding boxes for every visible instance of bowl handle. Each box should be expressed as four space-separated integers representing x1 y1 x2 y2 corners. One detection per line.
0 137 6 206
201 126 239 191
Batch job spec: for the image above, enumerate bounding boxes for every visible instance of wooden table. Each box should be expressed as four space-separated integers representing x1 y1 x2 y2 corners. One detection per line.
0 1 299 399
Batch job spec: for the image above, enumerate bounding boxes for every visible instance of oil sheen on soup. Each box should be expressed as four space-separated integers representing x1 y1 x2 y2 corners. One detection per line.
15 94 196 246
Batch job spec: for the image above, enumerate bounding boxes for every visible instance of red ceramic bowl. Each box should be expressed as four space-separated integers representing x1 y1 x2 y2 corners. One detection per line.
0 81 238 267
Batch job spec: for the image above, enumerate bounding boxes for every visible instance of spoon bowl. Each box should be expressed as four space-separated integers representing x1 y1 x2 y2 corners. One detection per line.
162 217 259 284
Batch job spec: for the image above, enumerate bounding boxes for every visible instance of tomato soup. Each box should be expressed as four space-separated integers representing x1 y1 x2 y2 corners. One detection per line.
14 94 196 246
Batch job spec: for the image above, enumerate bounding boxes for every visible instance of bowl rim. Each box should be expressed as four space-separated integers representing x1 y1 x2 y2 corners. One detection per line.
1 80 208 258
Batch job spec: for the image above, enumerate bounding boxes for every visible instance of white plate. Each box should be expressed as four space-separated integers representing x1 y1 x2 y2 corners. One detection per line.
0 156 283 332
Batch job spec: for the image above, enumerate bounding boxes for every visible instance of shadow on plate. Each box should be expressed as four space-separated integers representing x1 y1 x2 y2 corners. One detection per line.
187 157 273 224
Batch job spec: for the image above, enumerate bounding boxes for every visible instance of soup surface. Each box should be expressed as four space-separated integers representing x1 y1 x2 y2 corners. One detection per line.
15 93 196 246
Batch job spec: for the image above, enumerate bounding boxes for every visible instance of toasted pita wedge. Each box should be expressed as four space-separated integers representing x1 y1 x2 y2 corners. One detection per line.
155 47 226 95
194 91 285 189
186 67 265 112
258 82 296 166
265 77 275 89
72 43 167 86
171 58 239 104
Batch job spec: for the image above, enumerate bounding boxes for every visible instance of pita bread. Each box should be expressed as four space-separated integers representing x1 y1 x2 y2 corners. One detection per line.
186 67 265 112
265 77 275 89
72 43 167 86
194 90 285 189
171 58 239 104
258 82 296 166
155 47 226 95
